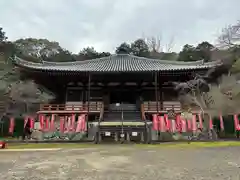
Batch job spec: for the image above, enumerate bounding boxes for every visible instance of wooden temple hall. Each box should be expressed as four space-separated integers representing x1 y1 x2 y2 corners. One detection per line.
14 53 221 142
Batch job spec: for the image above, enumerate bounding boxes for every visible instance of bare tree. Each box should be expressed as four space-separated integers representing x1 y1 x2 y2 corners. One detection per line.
0 55 17 100
179 75 240 135
207 75 240 116
0 55 55 115
145 35 175 53
146 36 162 53
165 36 175 53
169 62 240 140
218 21 240 48
8 80 55 113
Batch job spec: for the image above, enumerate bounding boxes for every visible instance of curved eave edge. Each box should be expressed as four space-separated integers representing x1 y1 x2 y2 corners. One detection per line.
13 56 223 73
13 55 221 67
14 65 217 73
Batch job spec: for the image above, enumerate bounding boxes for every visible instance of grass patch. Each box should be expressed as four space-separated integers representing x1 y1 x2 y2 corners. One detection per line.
7 143 97 149
136 141 240 148
4 141 240 149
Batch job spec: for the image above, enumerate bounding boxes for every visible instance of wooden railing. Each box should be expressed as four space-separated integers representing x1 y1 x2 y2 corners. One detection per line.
143 101 161 112
143 101 181 113
39 101 103 113
163 101 181 111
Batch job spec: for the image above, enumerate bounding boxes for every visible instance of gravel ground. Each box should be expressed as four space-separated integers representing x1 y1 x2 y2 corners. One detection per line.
0 146 240 180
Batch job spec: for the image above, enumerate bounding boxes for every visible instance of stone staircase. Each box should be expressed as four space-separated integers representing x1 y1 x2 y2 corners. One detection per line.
95 103 150 143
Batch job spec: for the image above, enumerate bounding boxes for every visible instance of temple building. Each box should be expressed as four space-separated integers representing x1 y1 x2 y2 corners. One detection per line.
13 53 222 143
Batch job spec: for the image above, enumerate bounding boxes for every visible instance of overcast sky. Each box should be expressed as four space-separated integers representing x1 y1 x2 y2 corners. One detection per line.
0 0 239 53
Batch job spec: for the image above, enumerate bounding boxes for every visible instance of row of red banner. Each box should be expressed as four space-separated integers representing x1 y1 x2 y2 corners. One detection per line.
152 114 240 132
7 113 240 134
8 114 87 134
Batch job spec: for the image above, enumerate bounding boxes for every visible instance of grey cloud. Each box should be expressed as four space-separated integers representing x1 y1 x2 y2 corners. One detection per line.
0 0 240 53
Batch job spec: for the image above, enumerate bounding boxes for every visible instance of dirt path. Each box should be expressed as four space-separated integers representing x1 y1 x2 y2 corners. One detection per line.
0 146 240 180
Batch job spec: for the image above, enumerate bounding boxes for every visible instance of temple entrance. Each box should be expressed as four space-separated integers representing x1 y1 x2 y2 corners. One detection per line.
110 89 137 104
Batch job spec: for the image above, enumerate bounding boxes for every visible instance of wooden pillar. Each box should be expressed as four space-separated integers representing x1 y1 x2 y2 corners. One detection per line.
154 72 159 113
86 73 91 137
159 72 163 111
87 73 91 114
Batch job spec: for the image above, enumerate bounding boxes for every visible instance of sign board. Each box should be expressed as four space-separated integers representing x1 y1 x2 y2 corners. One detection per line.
132 132 138 136
105 132 111 136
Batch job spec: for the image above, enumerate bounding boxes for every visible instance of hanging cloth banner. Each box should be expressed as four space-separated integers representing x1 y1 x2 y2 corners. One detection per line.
219 114 224 131
209 115 213 130
65 116 71 133
59 116 65 133
50 114 55 131
76 115 83 132
187 119 192 132
233 114 240 131
158 116 165 132
81 115 87 132
152 114 158 131
29 117 35 129
171 119 176 133
164 114 171 132
75 115 87 132
44 117 50 132
39 114 45 131
8 117 15 134
66 116 74 132
175 115 182 133
181 118 187 133
192 115 197 132
198 113 203 129
71 114 76 131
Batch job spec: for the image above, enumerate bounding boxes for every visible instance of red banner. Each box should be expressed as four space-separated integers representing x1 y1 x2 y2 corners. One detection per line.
181 118 187 132
76 115 86 132
187 119 192 132
175 115 182 133
81 115 87 131
50 114 55 131
219 114 224 131
45 117 50 131
59 116 65 133
152 114 158 131
8 117 15 134
158 116 165 132
234 114 240 131
209 115 213 130
164 114 171 132
71 114 76 131
192 115 197 132
39 114 45 131
29 117 34 129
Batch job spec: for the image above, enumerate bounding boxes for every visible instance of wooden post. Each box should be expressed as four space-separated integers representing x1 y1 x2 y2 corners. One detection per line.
87 73 91 137
159 72 163 111
154 72 159 113
87 73 91 114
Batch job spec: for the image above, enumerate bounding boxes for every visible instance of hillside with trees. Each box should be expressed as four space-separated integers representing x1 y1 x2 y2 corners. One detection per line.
1 20 240 117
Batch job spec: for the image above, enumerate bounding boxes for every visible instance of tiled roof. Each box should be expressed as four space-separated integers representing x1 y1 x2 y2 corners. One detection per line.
14 54 222 72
